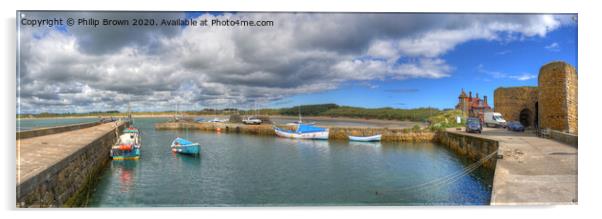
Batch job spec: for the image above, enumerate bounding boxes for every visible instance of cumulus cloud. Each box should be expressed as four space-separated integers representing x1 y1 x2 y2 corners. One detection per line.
17 12 571 113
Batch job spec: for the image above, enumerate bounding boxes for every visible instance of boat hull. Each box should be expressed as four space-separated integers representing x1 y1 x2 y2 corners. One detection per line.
348 134 382 142
171 144 201 155
110 147 141 160
274 128 329 140
171 137 201 155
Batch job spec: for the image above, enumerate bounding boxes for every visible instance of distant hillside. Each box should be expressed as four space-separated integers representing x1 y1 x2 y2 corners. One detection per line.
279 104 441 122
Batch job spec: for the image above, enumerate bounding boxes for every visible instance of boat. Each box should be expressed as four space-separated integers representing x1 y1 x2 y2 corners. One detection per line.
274 123 329 140
171 137 200 155
208 118 228 123
348 134 382 142
110 127 141 160
285 121 315 126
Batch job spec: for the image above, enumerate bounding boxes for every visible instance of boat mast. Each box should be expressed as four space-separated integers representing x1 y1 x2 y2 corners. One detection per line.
127 102 133 126
298 105 302 123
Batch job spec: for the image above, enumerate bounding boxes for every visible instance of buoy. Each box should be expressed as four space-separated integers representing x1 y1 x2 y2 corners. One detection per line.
216 127 221 132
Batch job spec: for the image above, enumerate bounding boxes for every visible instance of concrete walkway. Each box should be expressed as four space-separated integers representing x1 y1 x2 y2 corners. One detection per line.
448 127 577 205
17 122 122 188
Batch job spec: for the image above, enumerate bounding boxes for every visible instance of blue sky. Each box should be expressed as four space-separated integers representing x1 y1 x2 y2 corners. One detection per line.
276 24 577 110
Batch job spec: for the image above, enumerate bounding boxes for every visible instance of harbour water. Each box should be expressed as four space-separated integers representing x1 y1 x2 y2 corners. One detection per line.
23 117 493 206
89 118 492 206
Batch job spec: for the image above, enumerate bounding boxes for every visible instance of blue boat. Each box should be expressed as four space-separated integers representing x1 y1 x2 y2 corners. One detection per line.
171 137 200 155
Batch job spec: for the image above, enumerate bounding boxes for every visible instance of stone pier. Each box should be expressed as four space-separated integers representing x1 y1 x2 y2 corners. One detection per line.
16 121 126 207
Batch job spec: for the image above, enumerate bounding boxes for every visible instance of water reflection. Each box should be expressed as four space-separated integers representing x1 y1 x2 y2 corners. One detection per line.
110 161 138 193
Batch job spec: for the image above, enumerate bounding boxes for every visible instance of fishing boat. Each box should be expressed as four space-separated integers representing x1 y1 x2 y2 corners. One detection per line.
171 137 200 155
274 123 329 140
110 127 141 160
348 134 382 142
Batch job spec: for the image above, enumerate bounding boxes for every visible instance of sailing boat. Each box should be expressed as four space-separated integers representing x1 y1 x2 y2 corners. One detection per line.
286 105 315 125
274 105 328 140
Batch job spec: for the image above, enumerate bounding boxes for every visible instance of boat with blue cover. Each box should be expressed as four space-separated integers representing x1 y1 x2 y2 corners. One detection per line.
171 137 200 155
274 123 329 140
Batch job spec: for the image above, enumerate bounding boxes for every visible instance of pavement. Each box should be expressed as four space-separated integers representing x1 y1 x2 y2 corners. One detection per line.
448 127 577 205
16 122 123 187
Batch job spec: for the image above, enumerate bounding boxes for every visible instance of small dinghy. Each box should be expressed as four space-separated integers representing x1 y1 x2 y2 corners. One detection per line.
171 137 200 155
348 134 382 142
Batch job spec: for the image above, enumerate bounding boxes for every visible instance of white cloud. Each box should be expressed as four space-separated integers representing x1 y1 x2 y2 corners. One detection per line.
477 64 536 81
17 13 571 113
545 42 561 52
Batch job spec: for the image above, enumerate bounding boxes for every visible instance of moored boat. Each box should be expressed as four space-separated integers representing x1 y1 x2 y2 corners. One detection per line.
348 134 382 142
110 127 141 160
171 137 200 155
274 123 329 140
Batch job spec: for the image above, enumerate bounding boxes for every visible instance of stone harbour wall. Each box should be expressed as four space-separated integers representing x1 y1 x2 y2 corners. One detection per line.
16 122 125 207
435 131 499 170
17 122 101 139
155 121 436 142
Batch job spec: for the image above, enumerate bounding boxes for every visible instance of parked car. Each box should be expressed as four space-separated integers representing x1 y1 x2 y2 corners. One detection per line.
484 112 507 128
506 121 525 132
242 117 262 125
465 117 482 134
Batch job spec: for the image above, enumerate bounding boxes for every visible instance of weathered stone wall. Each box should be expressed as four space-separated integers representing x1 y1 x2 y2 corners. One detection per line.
494 87 538 127
539 61 578 134
155 121 436 142
436 131 499 170
17 122 101 139
16 122 125 207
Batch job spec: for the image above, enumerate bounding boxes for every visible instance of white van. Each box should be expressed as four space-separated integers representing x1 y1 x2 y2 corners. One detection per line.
484 112 507 128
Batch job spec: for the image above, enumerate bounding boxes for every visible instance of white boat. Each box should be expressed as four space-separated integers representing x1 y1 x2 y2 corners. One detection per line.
274 123 329 140
208 118 227 123
348 134 382 142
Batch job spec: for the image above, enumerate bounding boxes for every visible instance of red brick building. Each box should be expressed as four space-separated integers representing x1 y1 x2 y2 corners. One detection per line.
455 88 492 119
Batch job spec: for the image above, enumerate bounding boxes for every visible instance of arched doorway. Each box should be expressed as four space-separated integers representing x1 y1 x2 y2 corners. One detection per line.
534 102 539 129
519 108 532 127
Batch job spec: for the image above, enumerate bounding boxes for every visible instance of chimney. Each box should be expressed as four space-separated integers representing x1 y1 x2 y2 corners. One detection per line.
469 91 472 99
484 95 488 104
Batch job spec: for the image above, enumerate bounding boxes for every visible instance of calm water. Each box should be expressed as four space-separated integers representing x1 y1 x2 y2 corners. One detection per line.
33 117 492 206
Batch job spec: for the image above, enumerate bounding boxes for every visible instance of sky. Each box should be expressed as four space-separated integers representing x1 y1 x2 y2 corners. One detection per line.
17 12 577 113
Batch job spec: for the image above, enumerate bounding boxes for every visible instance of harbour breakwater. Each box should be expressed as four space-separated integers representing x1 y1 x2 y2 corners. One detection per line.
154 121 436 142
435 130 499 170
17 121 102 139
17 121 126 207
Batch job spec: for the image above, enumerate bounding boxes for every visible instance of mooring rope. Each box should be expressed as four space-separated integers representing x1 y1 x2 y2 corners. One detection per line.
375 150 498 195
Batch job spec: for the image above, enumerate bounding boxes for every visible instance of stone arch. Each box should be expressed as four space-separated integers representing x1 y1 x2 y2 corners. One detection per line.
534 101 539 129
519 108 532 127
